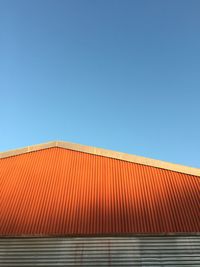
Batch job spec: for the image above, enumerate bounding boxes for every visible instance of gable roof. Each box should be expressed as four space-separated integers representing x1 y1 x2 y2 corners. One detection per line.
1 140 200 176
0 141 199 236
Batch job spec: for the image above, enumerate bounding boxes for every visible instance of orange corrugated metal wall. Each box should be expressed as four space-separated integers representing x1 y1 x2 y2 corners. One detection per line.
0 147 199 236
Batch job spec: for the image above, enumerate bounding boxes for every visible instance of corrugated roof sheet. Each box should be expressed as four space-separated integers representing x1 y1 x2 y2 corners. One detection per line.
0 147 199 236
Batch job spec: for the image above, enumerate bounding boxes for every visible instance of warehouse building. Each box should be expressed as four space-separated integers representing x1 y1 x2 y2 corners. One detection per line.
0 141 199 266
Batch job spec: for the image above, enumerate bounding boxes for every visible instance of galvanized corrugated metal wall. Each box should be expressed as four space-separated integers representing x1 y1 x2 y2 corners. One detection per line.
0 148 200 236
0 236 199 266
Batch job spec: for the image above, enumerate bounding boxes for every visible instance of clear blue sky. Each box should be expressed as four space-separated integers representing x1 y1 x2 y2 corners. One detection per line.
1 0 200 167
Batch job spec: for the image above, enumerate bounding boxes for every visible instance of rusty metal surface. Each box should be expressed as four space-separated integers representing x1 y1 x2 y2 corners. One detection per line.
0 236 200 266
0 147 199 236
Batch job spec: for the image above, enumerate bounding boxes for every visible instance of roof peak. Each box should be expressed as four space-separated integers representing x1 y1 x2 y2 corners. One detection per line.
0 140 200 177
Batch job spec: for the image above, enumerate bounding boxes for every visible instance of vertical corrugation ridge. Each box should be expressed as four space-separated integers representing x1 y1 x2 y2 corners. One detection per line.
0 147 199 236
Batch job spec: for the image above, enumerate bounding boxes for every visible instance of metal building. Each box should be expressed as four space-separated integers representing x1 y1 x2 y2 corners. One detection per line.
0 141 199 266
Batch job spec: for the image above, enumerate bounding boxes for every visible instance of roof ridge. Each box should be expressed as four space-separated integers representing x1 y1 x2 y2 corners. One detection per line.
0 140 200 177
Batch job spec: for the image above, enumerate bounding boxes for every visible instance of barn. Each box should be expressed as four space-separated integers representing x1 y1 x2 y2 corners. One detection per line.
0 141 199 266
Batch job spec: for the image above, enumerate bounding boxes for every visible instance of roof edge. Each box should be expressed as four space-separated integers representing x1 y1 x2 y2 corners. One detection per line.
0 140 200 177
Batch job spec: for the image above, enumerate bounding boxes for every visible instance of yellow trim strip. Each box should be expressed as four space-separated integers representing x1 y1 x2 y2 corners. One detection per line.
0 141 200 177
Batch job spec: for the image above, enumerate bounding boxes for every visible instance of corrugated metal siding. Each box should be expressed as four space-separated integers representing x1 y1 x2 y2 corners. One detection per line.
0 236 199 266
0 147 199 236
